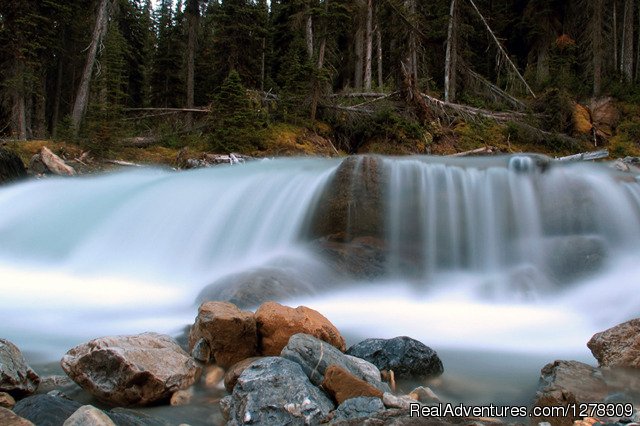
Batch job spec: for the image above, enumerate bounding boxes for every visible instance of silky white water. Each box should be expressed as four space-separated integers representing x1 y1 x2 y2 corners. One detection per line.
0 156 639 367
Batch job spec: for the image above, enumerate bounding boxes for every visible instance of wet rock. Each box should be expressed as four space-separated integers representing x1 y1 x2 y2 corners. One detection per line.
169 389 193 406
543 235 607 283
0 147 27 184
281 334 390 393
0 339 40 397
61 332 201 406
408 386 440 403
188 301 257 368
13 394 82 426
197 267 316 308
256 301 346 355
0 407 34 426
63 405 115 426
223 356 334 425
346 336 444 380
307 155 385 240
312 236 388 279
204 365 225 389
322 365 383 404
224 357 263 392
36 375 76 395
533 360 608 426
588 318 640 368
331 396 385 422
0 391 15 408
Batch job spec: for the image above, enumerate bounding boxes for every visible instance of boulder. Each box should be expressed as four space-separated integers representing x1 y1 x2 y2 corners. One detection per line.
543 235 607 283
306 155 385 240
588 318 640 368
0 339 40 397
188 301 258 368
63 406 115 426
0 391 15 409
0 147 27 184
331 397 385 422
224 357 263 392
322 365 383 404
222 357 334 425
281 334 390 393
344 355 382 384
61 332 201 406
533 360 608 426
255 301 346 355
196 267 316 308
346 336 444 380
13 394 82 426
0 407 34 426
312 236 388 279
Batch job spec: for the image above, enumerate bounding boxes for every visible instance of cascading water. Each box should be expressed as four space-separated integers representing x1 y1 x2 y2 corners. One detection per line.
1 155 640 395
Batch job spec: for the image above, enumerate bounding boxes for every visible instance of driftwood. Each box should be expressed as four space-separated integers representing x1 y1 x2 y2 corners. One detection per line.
106 160 142 167
119 136 158 148
556 150 609 162
123 107 209 113
448 146 498 157
40 147 76 176
421 93 528 122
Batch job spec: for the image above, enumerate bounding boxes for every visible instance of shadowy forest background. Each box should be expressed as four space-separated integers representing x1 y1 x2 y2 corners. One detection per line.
2 0 640 160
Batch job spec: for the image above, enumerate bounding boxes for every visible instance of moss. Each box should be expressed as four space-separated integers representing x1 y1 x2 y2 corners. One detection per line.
255 123 339 157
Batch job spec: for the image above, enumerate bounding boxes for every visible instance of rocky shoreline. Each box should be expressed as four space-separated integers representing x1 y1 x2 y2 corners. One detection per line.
1 301 639 426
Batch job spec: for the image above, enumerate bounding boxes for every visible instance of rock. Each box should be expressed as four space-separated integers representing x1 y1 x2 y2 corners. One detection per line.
543 235 607 283
0 407 34 426
312 236 388 279
204 365 225 388
36 375 76 394
533 360 608 426
329 408 454 425
197 266 316 309
408 386 440 403
321 365 383 404
63 405 115 426
0 391 16 409
223 357 334 425
256 301 346 355
61 332 201 406
170 389 193 406
588 318 640 368
0 339 40 397
590 97 620 136
107 408 170 426
346 336 444 379
344 355 382 384
381 392 414 410
190 338 210 363
331 397 385 422
307 155 385 241
573 103 593 135
0 147 27 184
224 357 263 392
281 334 390 393
188 301 257 368
13 394 82 426
39 147 76 176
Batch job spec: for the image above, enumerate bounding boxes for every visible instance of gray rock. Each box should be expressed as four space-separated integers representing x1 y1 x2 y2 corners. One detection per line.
543 235 607 283
344 355 382 383
331 397 385 422
224 357 334 425
346 336 444 379
0 339 40 397
63 406 116 426
281 334 390 393
61 332 201 406
13 394 82 426
106 408 170 426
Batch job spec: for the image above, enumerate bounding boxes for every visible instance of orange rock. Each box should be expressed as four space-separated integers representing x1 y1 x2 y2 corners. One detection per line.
189 302 258 368
573 103 593 135
321 364 383 404
255 302 346 355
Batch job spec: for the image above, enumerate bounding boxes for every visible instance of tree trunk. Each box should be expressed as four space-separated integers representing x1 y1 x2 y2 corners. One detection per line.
364 0 373 90
34 74 47 139
52 53 64 137
405 0 418 82
614 1 619 70
186 0 198 130
354 27 364 89
311 0 329 121
10 59 27 141
621 0 634 81
376 23 383 89
593 0 604 95
71 0 111 134
444 0 458 102
306 14 314 60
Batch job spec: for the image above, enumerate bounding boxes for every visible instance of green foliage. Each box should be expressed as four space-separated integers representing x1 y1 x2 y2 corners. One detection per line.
533 88 574 133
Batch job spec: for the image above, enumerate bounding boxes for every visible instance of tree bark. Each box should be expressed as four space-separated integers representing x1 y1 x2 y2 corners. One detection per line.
186 0 199 130
621 0 634 81
614 1 618 70
306 14 314 60
364 0 373 90
34 74 47 139
405 0 418 82
444 0 458 102
376 23 383 89
593 0 604 95
354 26 364 88
10 59 27 141
71 0 111 134
52 53 64 137
311 0 329 121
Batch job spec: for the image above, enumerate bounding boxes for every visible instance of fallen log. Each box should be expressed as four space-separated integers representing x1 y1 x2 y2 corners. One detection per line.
448 146 498 157
40 147 76 176
119 136 158 148
556 150 609 162
123 107 209 113
106 160 142 167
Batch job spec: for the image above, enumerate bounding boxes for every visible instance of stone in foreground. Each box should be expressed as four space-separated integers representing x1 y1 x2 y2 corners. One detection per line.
0 339 40 397
346 336 443 379
63 405 115 426
256 301 346 355
321 365 383 404
188 301 258 368
13 394 82 426
588 318 640 368
222 357 334 425
331 397 385 422
61 332 201 406
0 407 34 426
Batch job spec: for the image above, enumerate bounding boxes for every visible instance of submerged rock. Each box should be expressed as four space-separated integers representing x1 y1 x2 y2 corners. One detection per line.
188 301 258 368
0 147 27 184
312 236 388 279
222 357 334 425
0 339 40 397
281 334 390 393
61 332 201 406
346 336 444 380
255 301 346 355
543 235 607 283
588 318 640 368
